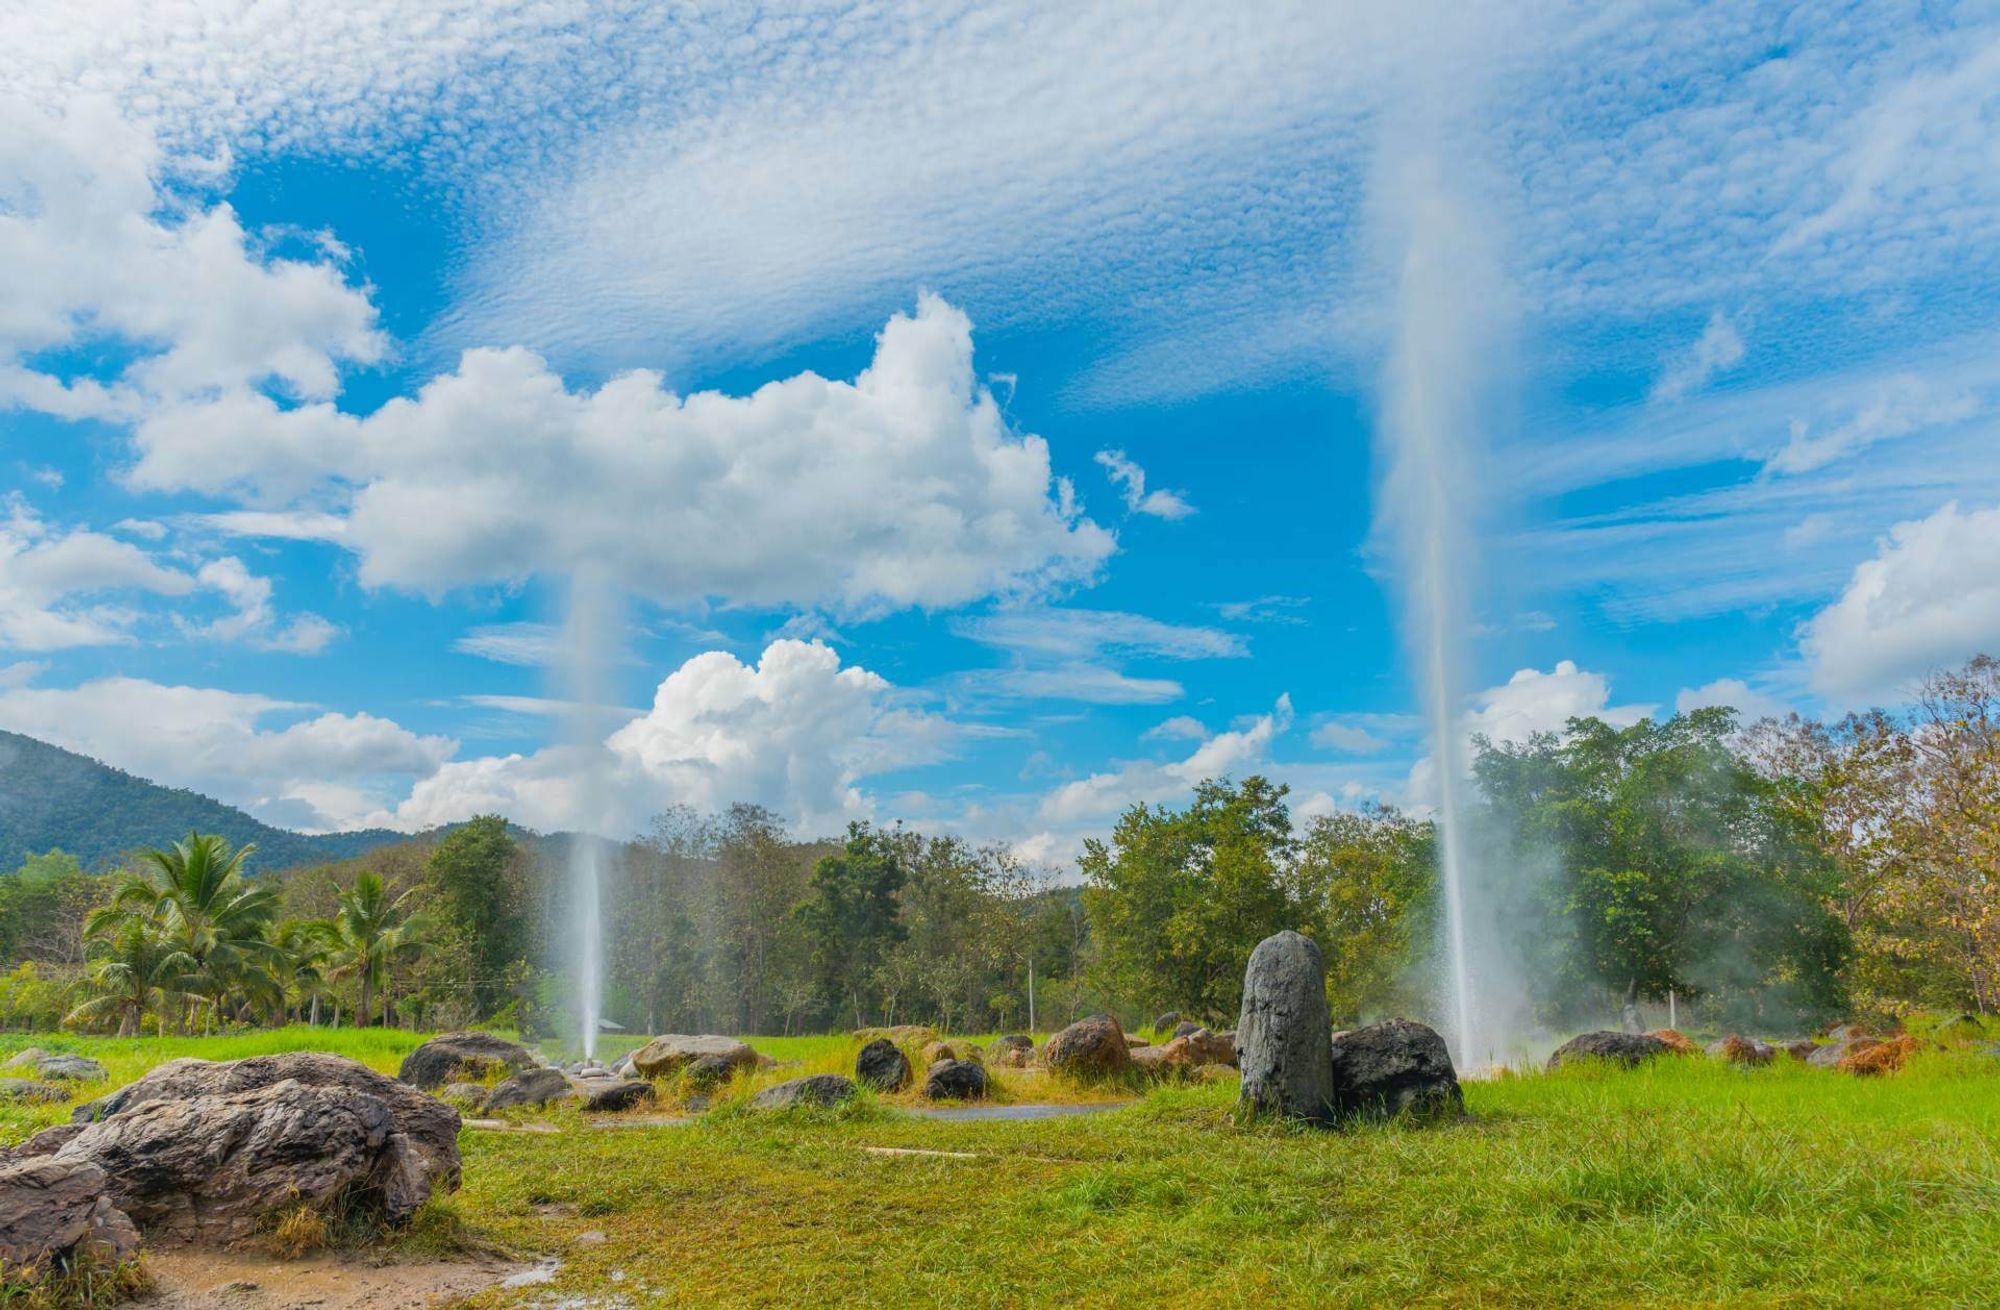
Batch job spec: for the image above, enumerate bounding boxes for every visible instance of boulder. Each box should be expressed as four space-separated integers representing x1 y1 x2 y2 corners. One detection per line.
1825 1023 1874 1043
483 1067 574 1111
439 1082 490 1109
56 1068 460 1243
1133 1026 1237 1076
1123 1034 1152 1049
852 1025 938 1047
921 1040 970 1066
1547 1031 1672 1070
397 1031 537 1090
3 1049 103 1082
923 1058 989 1101
68 1052 461 1214
748 1074 857 1111
1182 1027 1237 1067
1809 1036 1877 1069
986 1035 1034 1068
1043 1015 1133 1079
580 1080 655 1112
1236 930 1335 1124
681 1054 738 1093
0 1156 140 1271
631 1035 761 1079
1172 1020 1203 1039
611 1055 637 1078
1706 1035 1775 1066
0 1123 85 1164
855 1038 912 1092
0 1077 67 1103
1778 1039 1819 1061
1328 1019 1462 1121
1153 1011 1181 1034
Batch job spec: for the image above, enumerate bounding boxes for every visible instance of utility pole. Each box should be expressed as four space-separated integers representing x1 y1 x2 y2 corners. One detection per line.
1028 955 1036 1033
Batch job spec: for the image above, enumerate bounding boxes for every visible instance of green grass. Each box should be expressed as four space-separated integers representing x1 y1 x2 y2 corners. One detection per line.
6 1030 1999 1306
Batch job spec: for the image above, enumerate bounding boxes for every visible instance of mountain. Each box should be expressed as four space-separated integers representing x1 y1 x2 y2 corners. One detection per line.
0 730 418 873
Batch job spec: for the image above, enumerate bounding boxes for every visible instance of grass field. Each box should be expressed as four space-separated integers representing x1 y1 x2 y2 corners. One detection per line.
4 1027 1999 1307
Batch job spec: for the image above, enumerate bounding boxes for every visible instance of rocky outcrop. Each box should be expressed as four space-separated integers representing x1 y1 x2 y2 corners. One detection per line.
1172 1020 1204 1039
855 1038 912 1092
923 1059 988 1101
748 1074 856 1111
482 1067 573 1111
631 1035 761 1079
1153 1011 1181 1034
1237 930 1334 1124
1043 1015 1133 1079
1547 1031 1671 1070
0 1156 140 1271
1328 1019 1461 1121
397 1032 537 1090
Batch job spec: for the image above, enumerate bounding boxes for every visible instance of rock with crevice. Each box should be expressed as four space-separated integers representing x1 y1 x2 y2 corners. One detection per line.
1547 1031 1672 1070
1237 930 1335 1124
748 1074 856 1111
580 1079 654 1112
1043 1015 1133 1079
0 1155 140 1271
397 1032 538 1090
631 1034 761 1079
1328 1019 1462 1121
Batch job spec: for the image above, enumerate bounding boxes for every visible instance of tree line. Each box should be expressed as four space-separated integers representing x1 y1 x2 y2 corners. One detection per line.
2 655 1993 1038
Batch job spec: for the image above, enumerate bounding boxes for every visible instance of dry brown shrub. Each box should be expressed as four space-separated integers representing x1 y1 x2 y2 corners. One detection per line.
1646 1028 1699 1055
1838 1035 1922 1076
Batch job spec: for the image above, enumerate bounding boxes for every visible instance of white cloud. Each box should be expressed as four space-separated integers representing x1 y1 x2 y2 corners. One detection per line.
1038 693 1292 826
1212 595 1311 624
1650 311 1744 402
399 638 953 835
1311 720 1391 754
1674 677 1791 724
1799 501 2000 704
1094 450 1195 521
187 557 339 654
954 665 1185 706
453 622 563 668
1465 660 1653 746
953 608 1244 662
0 673 454 831
133 296 1114 617
0 500 192 650
1142 715 1210 742
1763 374 1981 477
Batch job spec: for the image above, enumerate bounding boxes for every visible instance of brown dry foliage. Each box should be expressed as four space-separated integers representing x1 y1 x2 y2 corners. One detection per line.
1646 1028 1699 1054
1838 1034 1923 1076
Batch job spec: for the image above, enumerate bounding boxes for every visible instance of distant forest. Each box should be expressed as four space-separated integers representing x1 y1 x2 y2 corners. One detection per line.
0 655 1993 1040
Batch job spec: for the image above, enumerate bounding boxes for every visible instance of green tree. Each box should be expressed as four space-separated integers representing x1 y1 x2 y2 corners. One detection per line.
66 920 193 1036
427 816 522 1016
1081 776 1296 1022
796 823 907 1028
323 871 430 1027
84 832 280 1032
1293 806 1436 1022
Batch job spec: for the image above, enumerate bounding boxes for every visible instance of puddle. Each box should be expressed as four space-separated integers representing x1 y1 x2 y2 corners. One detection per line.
905 1101 1134 1122
138 1249 532 1309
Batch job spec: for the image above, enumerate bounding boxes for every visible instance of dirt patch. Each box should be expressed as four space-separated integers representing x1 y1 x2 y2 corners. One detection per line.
138 1248 532 1310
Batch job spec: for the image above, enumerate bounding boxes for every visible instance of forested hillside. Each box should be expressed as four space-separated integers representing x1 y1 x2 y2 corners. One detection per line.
0 730 413 872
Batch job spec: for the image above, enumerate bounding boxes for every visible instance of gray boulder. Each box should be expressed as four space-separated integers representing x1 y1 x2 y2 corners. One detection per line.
397 1031 537 1089
4 1049 105 1082
1153 1011 1181 1034
631 1034 761 1079
68 1052 461 1204
0 1077 67 1103
681 1054 739 1092
855 1038 912 1092
923 1058 988 1101
0 1123 85 1164
1547 1031 1671 1070
986 1034 1034 1068
580 1079 654 1113
1237 930 1335 1124
1172 1020 1203 1039
0 1155 140 1271
748 1074 857 1111
483 1066 574 1111
1043 1015 1133 1078
1328 1019 1461 1121
439 1082 489 1110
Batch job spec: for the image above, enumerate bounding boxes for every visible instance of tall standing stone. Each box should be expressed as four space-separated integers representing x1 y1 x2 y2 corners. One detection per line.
1236 930 1334 1125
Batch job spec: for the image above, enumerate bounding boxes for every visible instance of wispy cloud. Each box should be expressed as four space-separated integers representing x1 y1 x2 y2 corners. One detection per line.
1094 450 1195 521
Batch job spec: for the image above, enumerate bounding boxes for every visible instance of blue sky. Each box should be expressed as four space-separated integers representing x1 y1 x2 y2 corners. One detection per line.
2 1 1998 862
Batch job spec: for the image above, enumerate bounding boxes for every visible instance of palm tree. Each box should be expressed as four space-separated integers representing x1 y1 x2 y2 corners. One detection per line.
323 872 429 1028
271 918 334 1026
66 920 195 1036
85 832 281 1032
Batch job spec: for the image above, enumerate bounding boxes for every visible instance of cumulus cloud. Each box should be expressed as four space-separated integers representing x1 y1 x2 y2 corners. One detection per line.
0 500 192 650
133 296 1113 617
398 639 954 835
1094 450 1195 521
1465 661 1653 746
1142 715 1210 742
0 673 453 831
1799 501 2000 704
186 557 339 654
1311 720 1393 754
